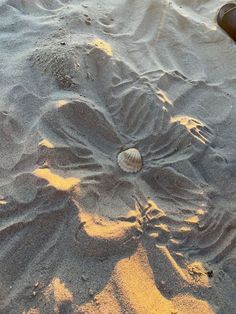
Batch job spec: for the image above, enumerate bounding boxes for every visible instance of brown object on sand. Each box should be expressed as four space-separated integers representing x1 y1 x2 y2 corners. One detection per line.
217 3 236 41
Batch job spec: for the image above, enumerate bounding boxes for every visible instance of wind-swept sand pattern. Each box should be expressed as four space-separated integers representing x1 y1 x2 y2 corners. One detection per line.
0 0 236 313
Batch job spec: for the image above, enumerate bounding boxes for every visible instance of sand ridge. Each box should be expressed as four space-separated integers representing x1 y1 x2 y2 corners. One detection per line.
0 0 236 313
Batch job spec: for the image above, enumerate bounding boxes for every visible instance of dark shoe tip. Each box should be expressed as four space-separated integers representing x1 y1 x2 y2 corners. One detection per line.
217 3 236 41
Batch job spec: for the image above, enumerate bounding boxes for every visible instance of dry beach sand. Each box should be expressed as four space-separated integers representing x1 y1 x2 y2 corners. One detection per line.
0 0 236 313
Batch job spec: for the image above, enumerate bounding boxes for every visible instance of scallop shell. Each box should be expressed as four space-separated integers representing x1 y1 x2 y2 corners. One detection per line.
117 148 142 173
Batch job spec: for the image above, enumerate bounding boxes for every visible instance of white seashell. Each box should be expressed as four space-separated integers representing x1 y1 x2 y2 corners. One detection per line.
117 148 142 173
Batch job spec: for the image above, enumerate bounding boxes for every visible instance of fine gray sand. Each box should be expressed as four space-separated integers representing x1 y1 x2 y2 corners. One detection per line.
0 0 236 313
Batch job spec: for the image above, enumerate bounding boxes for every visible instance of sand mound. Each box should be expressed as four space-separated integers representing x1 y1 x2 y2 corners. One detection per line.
0 0 236 313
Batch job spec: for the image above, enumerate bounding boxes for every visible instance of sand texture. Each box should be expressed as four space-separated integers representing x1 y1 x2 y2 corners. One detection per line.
0 0 236 313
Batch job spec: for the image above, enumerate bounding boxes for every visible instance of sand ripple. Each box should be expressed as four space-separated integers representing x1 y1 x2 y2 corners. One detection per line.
0 0 236 313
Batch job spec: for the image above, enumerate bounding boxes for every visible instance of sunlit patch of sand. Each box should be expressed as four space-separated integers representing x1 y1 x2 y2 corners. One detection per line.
72 202 141 257
185 215 199 224
170 238 181 245
196 208 205 215
170 115 208 144
156 244 189 282
0 195 7 205
157 223 170 232
39 139 54 148
108 244 175 314
156 89 173 105
77 209 139 240
186 261 210 286
173 294 214 314
77 245 213 313
141 199 166 219
77 281 123 313
179 226 192 233
45 277 73 303
55 99 68 108
90 39 113 56
98 244 213 314
44 278 73 313
33 168 80 191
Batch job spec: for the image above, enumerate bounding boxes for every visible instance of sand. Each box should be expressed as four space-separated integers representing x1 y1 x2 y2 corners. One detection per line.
0 0 236 313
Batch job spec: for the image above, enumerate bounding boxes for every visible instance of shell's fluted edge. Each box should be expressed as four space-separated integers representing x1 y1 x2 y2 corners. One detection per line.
117 148 142 173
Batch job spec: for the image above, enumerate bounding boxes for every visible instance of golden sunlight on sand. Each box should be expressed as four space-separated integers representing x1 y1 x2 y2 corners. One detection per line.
33 168 80 191
79 245 214 314
156 89 173 105
45 278 73 303
170 115 208 144
2 0 236 312
90 39 113 56
39 139 54 149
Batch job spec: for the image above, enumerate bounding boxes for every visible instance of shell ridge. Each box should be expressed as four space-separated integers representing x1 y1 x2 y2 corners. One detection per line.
117 148 142 173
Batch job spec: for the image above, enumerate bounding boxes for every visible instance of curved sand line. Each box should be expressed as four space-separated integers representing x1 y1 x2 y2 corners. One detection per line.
0 0 236 313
